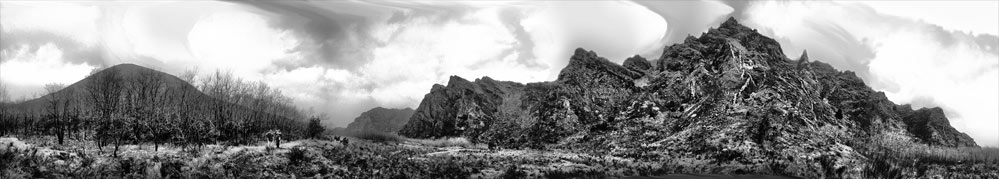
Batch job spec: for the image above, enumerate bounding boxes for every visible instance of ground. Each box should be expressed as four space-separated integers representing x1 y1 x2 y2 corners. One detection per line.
1 135 996 178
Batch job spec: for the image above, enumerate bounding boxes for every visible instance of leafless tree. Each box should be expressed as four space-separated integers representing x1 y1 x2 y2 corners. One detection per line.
0 79 10 136
85 67 125 156
44 83 74 145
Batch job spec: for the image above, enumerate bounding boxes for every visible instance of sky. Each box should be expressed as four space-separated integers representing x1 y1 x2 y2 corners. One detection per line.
0 0 996 147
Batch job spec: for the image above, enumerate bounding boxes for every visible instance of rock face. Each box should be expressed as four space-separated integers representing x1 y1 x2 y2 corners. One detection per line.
398 76 525 139
346 107 415 133
896 106 978 147
398 17 978 177
623 55 652 71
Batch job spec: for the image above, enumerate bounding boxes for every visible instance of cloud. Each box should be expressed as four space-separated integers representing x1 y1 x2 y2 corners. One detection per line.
858 1 999 36
186 11 303 80
0 1 101 46
0 30 106 67
0 43 97 98
230 0 668 127
632 0 733 47
228 0 390 70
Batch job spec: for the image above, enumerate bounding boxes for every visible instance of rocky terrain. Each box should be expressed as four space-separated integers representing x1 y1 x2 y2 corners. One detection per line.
399 17 991 178
345 107 415 133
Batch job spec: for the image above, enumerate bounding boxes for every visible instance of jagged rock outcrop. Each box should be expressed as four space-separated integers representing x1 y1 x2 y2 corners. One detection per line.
398 17 979 177
346 107 415 133
398 76 525 139
623 55 652 72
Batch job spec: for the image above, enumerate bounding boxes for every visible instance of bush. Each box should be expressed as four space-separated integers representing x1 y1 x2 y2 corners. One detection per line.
288 147 309 165
160 159 185 178
500 164 527 179
306 117 325 139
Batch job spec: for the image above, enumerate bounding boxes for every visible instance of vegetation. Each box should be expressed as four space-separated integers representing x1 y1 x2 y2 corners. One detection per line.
0 66 316 157
858 132 999 178
306 117 326 139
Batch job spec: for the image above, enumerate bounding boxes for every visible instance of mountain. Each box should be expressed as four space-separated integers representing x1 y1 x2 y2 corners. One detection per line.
346 107 415 133
399 17 978 176
10 64 196 112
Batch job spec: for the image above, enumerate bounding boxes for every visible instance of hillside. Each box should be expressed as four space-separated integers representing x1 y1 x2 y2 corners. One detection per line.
345 107 415 133
10 64 195 111
398 17 982 177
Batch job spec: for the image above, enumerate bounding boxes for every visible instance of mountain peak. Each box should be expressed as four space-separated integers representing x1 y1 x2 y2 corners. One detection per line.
107 63 141 69
103 63 150 73
623 55 651 71
719 17 743 29
799 50 810 62
558 48 642 87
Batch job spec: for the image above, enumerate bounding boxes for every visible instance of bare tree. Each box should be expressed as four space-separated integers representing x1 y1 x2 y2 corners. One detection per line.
0 79 9 136
85 67 125 156
44 83 71 145
0 79 8 103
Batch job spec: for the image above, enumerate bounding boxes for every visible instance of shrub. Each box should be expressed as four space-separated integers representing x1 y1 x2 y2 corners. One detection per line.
500 164 527 179
160 159 185 178
288 147 309 165
306 117 325 139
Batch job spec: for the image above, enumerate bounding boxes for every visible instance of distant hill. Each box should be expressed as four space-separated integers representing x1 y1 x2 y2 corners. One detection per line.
346 107 415 133
11 64 195 112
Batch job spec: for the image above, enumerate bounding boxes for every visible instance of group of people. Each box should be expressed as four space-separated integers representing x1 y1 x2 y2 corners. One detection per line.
263 129 351 148
264 129 283 148
331 136 349 146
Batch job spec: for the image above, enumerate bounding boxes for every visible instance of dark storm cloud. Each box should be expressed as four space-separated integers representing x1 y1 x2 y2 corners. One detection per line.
229 0 540 72
228 0 380 70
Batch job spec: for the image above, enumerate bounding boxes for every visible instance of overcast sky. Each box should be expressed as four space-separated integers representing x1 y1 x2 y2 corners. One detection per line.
1 0 996 146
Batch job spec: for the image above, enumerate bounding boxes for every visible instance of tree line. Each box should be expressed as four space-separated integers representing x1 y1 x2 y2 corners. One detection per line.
0 66 322 156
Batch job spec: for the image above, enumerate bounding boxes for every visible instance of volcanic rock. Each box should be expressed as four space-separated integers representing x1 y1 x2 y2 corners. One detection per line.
398 17 979 178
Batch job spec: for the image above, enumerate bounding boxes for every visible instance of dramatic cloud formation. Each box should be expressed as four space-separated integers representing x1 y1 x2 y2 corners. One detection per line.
1 0 995 146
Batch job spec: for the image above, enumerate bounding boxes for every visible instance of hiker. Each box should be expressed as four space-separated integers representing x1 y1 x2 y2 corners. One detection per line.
265 130 283 148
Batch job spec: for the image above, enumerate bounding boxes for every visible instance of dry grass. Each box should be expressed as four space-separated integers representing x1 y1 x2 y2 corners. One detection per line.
869 132 999 164
409 137 488 149
342 130 405 143
342 130 488 149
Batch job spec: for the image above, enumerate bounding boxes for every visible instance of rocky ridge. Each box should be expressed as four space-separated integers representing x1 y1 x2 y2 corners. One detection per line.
397 17 980 177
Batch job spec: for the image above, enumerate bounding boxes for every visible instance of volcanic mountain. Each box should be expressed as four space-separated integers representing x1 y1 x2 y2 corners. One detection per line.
10 64 197 111
7 64 300 130
398 17 978 177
